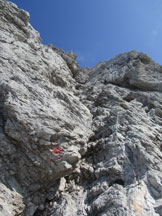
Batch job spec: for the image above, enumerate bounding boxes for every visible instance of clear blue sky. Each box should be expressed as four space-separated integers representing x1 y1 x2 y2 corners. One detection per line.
9 0 162 67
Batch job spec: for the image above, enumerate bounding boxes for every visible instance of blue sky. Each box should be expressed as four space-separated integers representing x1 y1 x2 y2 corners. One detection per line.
9 0 162 67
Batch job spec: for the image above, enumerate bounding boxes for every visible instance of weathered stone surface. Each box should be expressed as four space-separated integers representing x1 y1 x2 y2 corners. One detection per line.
0 0 92 215
43 51 162 216
0 1 162 216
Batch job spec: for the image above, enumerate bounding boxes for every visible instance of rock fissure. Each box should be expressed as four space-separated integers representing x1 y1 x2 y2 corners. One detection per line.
0 1 162 215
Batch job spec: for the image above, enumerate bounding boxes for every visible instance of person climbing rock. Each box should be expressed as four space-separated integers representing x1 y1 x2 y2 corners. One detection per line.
50 134 64 160
53 147 64 155
52 147 64 160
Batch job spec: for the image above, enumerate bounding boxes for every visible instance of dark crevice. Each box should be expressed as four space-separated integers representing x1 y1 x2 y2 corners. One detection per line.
83 142 102 158
33 208 45 216
0 92 6 132
88 135 97 142
88 126 112 143
125 146 134 164
106 80 162 93
109 179 125 187
108 81 140 91
160 144 162 152
154 206 162 216
123 94 135 102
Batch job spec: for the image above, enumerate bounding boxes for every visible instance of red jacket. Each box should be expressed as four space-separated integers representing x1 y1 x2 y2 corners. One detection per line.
53 147 64 154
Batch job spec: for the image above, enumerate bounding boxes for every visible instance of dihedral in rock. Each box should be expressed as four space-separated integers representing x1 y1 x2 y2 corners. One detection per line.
0 0 162 216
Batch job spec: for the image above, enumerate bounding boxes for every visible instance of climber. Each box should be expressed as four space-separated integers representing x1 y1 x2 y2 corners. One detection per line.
53 147 64 154
52 147 64 160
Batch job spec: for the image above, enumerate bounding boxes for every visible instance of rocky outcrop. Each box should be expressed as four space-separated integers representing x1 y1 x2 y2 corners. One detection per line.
0 1 162 216
0 1 92 215
75 51 162 216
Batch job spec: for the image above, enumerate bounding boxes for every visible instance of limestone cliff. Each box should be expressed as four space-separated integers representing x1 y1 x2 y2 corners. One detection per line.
0 1 162 216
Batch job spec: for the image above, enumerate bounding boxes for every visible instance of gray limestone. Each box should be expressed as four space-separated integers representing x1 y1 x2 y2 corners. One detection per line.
0 0 162 215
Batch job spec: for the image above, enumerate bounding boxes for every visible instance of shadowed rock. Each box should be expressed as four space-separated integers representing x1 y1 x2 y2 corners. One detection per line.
0 0 162 215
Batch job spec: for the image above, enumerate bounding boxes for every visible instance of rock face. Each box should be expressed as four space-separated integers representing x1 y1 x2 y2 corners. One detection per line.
0 1 162 216
0 1 92 215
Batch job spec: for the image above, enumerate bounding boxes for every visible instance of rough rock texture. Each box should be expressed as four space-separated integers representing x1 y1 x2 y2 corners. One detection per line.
0 1 92 215
0 1 162 216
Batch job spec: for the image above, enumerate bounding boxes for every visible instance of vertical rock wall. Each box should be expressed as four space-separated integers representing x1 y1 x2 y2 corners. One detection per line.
0 1 92 215
0 1 162 216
